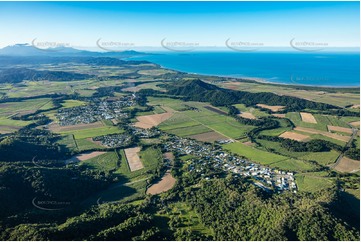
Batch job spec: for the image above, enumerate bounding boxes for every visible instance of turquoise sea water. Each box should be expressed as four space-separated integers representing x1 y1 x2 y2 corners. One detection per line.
130 51 360 87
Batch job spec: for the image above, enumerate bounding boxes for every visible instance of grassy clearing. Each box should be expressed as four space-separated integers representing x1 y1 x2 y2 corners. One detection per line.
76 138 104 151
155 202 213 238
61 99 87 108
147 97 186 111
256 139 340 166
223 142 288 165
233 104 269 118
295 173 335 192
166 125 212 136
60 126 122 139
223 142 314 172
81 151 119 172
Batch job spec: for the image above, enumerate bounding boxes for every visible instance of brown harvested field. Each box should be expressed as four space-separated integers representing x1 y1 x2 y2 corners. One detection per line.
188 131 228 142
334 156 360 173
48 121 104 132
238 112 257 120
300 112 317 124
256 104 285 112
351 104 360 109
0 125 21 134
164 152 175 161
279 131 310 141
272 114 286 118
146 171 176 195
204 105 227 115
243 141 255 147
327 125 353 134
134 112 173 129
349 121 360 128
111 119 119 125
124 147 144 172
65 151 106 164
294 127 350 142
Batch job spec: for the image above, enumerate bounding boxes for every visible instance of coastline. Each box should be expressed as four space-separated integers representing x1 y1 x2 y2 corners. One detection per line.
128 55 360 89
160 64 360 89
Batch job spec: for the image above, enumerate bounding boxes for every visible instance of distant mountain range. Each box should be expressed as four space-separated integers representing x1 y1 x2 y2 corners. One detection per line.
0 44 146 57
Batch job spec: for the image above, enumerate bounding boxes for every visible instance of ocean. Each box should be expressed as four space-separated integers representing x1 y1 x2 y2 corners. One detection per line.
129 51 360 87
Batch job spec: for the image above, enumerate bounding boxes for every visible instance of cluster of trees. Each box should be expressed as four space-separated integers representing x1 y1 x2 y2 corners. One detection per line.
345 138 360 160
183 176 359 241
166 79 338 111
0 68 92 84
0 162 112 221
1 198 164 241
0 128 70 161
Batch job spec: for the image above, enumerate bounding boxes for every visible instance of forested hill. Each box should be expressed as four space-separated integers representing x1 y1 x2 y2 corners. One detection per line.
166 79 339 111
0 68 93 83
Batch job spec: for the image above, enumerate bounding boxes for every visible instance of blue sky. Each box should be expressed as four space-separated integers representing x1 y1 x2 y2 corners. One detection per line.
0 1 359 50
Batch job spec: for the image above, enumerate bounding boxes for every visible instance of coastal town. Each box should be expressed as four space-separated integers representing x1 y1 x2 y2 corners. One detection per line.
163 135 297 192
56 95 136 126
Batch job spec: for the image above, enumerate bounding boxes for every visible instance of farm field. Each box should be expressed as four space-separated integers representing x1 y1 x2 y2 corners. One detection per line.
295 173 335 192
58 125 122 139
256 139 340 166
300 112 317 123
286 112 350 131
256 103 285 112
294 126 350 142
223 142 314 172
188 131 228 142
61 99 87 108
334 156 360 173
48 121 104 132
327 125 353 134
146 171 176 195
157 100 256 139
124 147 144 172
279 131 310 141
233 104 269 118
134 111 174 129
80 151 118 172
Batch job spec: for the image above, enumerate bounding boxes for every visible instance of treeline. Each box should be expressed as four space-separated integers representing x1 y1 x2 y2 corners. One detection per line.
258 134 343 152
0 68 93 84
166 79 338 111
183 176 359 241
1 199 164 241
